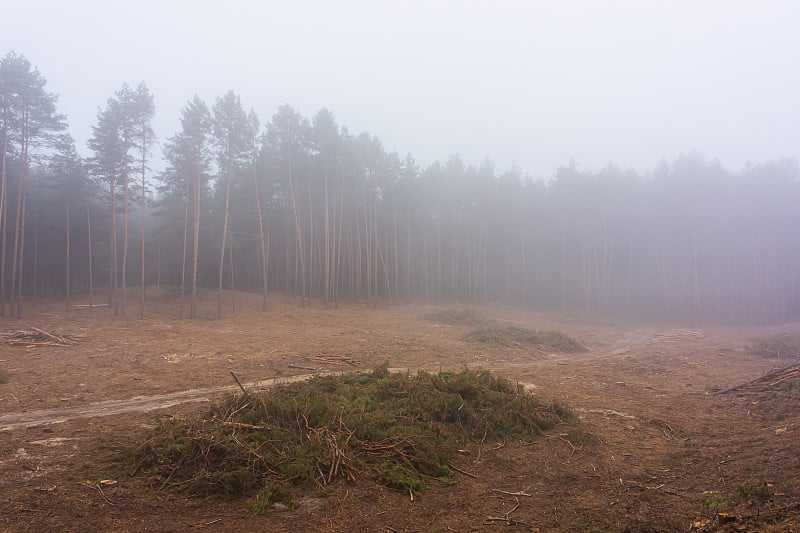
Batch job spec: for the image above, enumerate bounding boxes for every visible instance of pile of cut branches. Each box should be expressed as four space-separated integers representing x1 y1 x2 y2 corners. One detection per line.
125 365 574 511
651 329 705 342
0 327 83 347
309 354 356 366
718 360 800 394
747 333 800 359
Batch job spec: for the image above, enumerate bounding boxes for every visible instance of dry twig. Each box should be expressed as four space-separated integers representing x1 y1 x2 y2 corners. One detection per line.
288 363 318 371
484 497 536 528
492 488 533 497
229 372 252 402
448 462 478 479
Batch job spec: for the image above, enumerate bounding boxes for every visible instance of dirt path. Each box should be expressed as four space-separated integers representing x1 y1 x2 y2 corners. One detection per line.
0 373 340 431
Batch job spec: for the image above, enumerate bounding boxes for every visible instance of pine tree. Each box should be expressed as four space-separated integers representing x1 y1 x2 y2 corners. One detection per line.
87 96 126 315
47 134 88 310
211 91 249 318
0 52 65 317
159 96 213 319
311 108 339 308
129 83 155 319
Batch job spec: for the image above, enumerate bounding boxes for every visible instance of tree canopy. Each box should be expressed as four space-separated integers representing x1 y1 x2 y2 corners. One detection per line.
2 50 799 324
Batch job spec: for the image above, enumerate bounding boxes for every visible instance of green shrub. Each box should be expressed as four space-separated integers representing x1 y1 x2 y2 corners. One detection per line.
734 481 773 503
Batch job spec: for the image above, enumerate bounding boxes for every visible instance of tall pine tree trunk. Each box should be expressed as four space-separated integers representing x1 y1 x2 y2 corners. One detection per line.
372 194 379 306
156 239 161 299
87 206 93 315
406 199 412 303
228 228 235 314
393 202 398 302
140 154 146 318
307 180 314 301
122 166 129 315
217 160 233 318
190 155 201 319
180 199 189 320
324 151 330 308
252 163 268 311
9 156 25 317
0 112 7 317
110 178 118 316
15 189 26 318
288 152 307 307
32 207 38 307
335 162 346 307
65 205 71 310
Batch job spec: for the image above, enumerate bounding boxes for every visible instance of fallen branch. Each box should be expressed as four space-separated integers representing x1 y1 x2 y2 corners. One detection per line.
448 462 478 479
288 363 318 371
94 483 114 506
491 488 533 497
217 420 268 431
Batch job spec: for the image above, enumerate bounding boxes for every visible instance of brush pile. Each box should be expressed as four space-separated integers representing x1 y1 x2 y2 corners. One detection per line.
651 329 705 343
718 360 800 394
747 333 800 359
0 327 83 347
127 365 574 510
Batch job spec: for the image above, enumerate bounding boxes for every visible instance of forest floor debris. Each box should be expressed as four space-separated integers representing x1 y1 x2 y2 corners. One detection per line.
0 293 798 532
651 329 706 343
0 327 83 348
309 354 356 366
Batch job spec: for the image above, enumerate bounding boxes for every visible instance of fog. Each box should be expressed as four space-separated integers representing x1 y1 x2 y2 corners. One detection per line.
2 1 800 323
4 1 799 178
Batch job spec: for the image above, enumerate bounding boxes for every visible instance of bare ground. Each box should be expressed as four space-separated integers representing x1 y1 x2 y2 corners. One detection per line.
0 290 798 532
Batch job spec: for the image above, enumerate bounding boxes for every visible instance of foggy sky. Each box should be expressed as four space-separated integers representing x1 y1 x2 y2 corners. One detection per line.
3 0 799 178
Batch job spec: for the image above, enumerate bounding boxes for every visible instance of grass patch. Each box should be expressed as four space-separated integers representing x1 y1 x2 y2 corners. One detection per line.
748 334 800 359
465 325 585 352
252 482 297 514
733 481 774 503
124 365 573 508
425 307 486 325
705 493 728 510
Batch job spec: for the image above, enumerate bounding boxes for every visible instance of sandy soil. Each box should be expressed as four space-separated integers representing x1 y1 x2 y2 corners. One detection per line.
0 290 798 532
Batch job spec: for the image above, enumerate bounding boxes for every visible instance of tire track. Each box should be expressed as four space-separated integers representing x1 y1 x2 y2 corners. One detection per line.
0 373 341 431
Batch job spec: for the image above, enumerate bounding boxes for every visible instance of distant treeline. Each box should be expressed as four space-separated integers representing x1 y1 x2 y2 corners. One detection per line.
1 51 798 323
